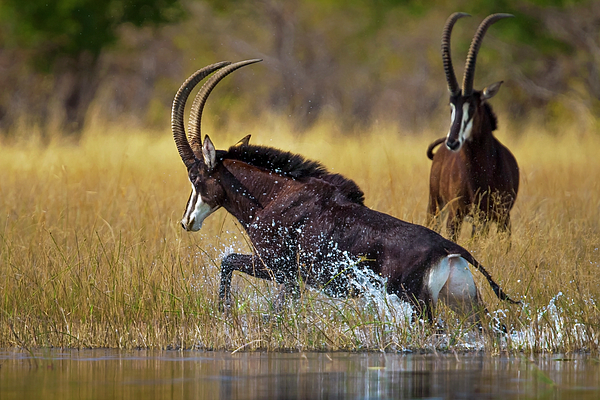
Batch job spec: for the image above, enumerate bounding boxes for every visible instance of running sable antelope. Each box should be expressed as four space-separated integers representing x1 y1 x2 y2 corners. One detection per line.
427 13 520 242
172 59 519 322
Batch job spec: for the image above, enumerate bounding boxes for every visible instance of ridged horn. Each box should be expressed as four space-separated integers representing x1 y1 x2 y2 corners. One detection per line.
462 13 513 96
187 59 263 154
172 61 231 168
442 12 470 96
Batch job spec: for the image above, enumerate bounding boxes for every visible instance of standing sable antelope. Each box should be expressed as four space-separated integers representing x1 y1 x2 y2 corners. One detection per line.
427 13 520 242
173 59 519 322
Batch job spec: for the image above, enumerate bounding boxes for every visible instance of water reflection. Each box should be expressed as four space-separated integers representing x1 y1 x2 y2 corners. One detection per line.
1 350 599 399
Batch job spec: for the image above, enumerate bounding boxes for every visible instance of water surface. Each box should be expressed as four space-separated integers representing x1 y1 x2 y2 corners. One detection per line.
1 349 599 399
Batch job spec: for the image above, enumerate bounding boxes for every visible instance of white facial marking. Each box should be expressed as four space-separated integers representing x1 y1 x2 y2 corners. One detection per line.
460 102 473 142
181 184 217 232
447 104 457 138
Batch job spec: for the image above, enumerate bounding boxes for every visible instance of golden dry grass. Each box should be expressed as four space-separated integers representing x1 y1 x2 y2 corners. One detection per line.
1 121 599 353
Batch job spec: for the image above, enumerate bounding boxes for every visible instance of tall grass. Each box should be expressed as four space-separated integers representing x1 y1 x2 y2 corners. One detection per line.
1 122 599 353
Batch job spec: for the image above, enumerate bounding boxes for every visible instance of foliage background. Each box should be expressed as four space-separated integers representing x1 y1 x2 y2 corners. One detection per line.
0 0 598 138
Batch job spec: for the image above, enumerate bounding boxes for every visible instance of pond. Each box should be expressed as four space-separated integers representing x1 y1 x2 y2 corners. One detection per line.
1 350 599 399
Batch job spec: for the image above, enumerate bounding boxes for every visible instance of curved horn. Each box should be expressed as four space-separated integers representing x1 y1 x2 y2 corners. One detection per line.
171 61 231 168
188 59 263 154
462 13 513 96
441 12 470 96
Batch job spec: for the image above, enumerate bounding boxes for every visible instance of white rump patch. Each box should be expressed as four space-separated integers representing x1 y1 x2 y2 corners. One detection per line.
426 254 478 314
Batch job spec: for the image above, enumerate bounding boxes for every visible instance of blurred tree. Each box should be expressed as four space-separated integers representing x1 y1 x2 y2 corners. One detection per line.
0 0 597 136
198 0 595 132
0 0 183 135
199 0 428 131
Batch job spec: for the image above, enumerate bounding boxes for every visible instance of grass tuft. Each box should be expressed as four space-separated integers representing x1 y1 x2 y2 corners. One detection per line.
1 123 599 353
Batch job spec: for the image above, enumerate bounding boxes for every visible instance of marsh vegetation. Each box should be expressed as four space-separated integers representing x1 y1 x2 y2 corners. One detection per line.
1 121 598 353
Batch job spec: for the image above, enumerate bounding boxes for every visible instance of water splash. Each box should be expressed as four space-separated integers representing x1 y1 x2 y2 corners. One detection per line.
187 242 596 352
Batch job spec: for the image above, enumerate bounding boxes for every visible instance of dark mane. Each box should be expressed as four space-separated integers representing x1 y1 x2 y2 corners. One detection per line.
223 143 365 205
483 102 498 131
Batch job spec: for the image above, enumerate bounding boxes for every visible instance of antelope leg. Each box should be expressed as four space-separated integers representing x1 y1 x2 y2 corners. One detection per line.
219 253 274 309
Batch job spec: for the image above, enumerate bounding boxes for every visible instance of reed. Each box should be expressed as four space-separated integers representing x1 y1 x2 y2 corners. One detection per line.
1 122 599 353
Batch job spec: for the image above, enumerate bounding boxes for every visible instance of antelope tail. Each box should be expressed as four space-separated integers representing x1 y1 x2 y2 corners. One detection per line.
426 137 446 160
462 251 521 304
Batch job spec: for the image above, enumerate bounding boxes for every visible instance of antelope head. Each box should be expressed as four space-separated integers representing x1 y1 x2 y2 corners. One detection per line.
171 59 261 231
442 13 512 151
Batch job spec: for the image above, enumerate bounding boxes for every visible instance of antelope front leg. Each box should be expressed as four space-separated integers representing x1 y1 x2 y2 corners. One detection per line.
219 253 274 310
497 212 512 238
426 197 442 232
273 270 301 311
496 213 513 251
471 219 491 239
446 209 465 243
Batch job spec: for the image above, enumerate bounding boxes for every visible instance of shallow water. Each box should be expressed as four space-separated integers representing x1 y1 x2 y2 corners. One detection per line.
1 349 599 399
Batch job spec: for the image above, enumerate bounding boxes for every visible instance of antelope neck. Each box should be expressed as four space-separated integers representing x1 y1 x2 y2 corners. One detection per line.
219 160 296 227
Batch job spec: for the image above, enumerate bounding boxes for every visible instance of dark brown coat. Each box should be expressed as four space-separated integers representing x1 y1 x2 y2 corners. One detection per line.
427 13 519 241
172 60 519 322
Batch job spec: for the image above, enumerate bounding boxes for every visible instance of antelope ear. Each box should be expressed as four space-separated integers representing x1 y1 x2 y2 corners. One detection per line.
233 135 251 147
202 135 217 171
482 81 503 101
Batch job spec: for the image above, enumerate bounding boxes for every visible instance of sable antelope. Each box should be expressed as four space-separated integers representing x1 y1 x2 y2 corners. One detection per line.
173 59 519 322
426 13 520 242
